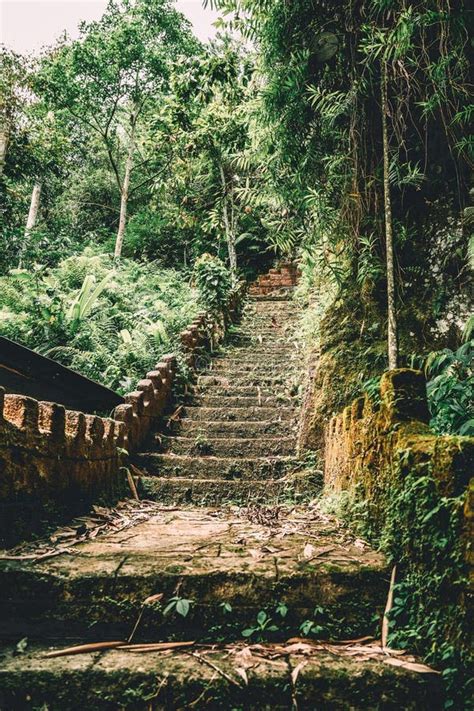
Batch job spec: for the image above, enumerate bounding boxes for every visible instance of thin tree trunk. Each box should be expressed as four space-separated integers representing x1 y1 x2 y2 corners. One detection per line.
114 119 136 260
0 123 8 177
219 163 236 272
24 180 42 236
381 60 398 370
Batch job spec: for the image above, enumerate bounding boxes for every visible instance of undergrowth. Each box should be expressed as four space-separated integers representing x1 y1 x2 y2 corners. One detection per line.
321 461 471 709
0 249 200 394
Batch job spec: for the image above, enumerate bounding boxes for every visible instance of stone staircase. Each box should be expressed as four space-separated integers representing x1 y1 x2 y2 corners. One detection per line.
134 296 305 505
0 296 442 709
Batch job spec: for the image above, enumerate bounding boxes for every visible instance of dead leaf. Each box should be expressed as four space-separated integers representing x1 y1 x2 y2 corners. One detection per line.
144 593 164 606
291 660 307 684
126 470 139 501
383 657 440 674
303 543 316 558
234 667 249 685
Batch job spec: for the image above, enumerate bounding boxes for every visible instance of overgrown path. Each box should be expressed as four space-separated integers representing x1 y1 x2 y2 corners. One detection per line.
136 295 306 502
0 298 441 708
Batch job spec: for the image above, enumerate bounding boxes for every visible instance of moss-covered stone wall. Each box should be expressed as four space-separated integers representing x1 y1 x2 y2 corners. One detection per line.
323 368 473 703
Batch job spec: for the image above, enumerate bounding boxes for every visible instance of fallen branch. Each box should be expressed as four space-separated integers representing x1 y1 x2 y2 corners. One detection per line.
382 565 396 650
186 651 242 687
44 641 125 658
120 641 195 652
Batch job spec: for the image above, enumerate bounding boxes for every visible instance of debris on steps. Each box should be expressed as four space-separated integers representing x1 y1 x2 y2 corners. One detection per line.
0 295 442 708
0 640 442 710
0 505 388 643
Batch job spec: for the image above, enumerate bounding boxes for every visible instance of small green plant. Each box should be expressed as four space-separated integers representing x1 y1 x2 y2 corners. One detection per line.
242 610 278 640
299 606 326 637
163 596 193 618
193 434 213 455
193 253 232 313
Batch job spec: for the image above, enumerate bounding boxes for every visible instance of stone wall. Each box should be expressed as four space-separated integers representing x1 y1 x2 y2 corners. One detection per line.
0 391 126 543
323 368 473 680
249 262 300 296
0 293 244 544
324 369 472 524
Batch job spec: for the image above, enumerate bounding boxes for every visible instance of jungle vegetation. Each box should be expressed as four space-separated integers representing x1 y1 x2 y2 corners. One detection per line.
0 1 473 703
0 0 472 430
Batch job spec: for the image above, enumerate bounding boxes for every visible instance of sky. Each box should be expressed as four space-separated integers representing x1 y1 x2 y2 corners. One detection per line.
0 0 221 55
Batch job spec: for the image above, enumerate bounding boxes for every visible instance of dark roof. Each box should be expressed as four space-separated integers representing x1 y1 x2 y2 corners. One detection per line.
0 336 124 414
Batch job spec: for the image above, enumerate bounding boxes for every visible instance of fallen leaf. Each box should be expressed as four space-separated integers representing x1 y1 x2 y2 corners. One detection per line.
382 566 396 649
144 593 164 606
383 657 440 674
234 667 249 685
291 660 307 684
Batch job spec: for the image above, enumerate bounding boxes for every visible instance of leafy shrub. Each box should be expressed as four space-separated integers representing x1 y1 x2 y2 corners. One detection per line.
193 253 232 313
425 340 474 436
0 249 200 394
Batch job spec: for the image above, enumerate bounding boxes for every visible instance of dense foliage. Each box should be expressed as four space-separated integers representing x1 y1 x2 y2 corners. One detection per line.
0 1 472 699
0 251 199 393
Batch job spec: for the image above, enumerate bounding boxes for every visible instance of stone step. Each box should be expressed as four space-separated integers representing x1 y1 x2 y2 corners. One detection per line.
189 394 291 409
0 642 442 710
196 374 289 389
134 453 299 480
237 329 291 337
140 476 291 505
183 405 294 421
174 418 294 438
194 383 290 399
209 361 291 374
198 374 288 388
0 506 389 644
159 435 295 457
250 294 296 301
224 347 294 358
211 355 293 368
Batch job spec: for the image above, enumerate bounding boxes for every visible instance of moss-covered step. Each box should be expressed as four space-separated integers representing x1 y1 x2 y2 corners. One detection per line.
208 367 290 380
224 346 295 356
0 642 442 711
198 372 289 386
183 405 294 421
139 475 293 506
133 453 300 479
194 384 291 400
159 435 296 457
174 418 295 438
0 506 388 643
212 350 291 370
189 394 292 409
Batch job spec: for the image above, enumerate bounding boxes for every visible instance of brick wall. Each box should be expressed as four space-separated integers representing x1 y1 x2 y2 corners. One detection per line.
0 391 126 543
249 262 300 296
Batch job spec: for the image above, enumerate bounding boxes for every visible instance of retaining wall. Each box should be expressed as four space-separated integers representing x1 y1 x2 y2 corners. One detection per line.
324 368 473 674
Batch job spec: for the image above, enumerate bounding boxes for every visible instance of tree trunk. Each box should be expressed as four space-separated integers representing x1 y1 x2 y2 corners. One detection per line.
114 119 136 260
0 123 8 176
219 163 236 272
24 180 42 236
381 61 398 370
